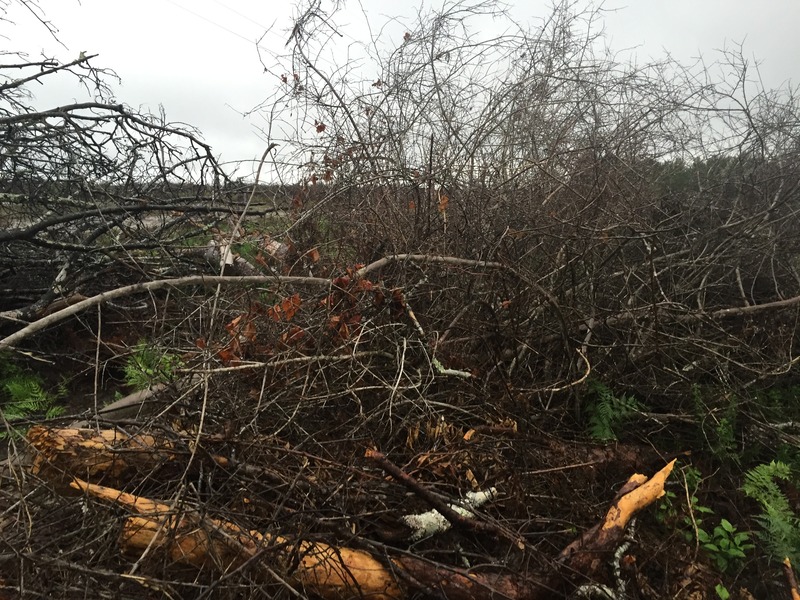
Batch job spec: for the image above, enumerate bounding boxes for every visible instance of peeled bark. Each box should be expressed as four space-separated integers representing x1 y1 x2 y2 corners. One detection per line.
29 428 676 599
71 478 404 600
556 460 676 582
784 558 800 600
27 425 179 490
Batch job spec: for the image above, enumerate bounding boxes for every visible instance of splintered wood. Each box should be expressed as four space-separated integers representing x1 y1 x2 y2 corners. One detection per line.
71 478 402 600
27 425 178 490
27 427 676 600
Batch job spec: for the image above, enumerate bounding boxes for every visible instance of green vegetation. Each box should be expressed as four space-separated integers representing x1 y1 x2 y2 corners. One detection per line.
232 241 261 265
690 384 740 463
657 465 712 539
3 0 800 596
585 380 645 441
697 518 754 573
123 342 183 391
0 354 65 437
742 461 800 566
657 464 753 574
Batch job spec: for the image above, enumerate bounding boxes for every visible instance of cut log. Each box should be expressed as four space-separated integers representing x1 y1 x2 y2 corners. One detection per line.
71 477 553 600
70 464 674 600
27 425 180 490
71 478 404 600
29 429 676 599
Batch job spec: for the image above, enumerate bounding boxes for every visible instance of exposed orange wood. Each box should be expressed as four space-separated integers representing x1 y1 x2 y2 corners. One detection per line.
784 557 800 600
71 478 404 600
556 459 676 579
28 426 177 489
31 429 675 600
605 459 675 530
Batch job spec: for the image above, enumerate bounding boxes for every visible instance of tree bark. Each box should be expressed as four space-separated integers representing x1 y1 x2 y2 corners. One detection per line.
28 426 675 599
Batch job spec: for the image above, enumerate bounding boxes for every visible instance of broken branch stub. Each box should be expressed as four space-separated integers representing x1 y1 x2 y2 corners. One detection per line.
556 459 676 580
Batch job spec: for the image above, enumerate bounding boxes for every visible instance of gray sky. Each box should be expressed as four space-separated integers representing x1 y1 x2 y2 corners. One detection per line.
6 0 800 177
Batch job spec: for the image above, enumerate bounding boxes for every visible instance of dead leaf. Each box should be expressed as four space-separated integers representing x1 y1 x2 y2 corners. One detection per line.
267 305 282 322
292 192 304 211
254 251 269 268
281 325 306 347
242 318 256 342
465 468 478 490
281 293 302 321
406 423 420 449
217 347 238 365
225 314 243 334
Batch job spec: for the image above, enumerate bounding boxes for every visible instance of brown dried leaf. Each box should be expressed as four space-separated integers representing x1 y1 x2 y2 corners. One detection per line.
281 293 302 321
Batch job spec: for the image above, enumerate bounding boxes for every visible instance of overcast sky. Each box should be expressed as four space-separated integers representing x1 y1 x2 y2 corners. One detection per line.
6 0 800 177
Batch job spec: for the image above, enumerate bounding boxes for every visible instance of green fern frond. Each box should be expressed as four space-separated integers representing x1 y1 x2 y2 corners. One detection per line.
123 342 182 391
3 376 51 417
742 461 800 565
754 505 800 565
45 405 66 419
0 356 67 433
743 461 792 514
56 377 69 400
1 407 28 421
5 376 47 403
586 381 644 441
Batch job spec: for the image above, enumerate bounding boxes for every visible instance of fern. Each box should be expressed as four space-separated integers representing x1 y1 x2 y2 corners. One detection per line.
691 384 743 461
742 461 800 565
123 342 182 391
0 356 66 438
585 381 644 441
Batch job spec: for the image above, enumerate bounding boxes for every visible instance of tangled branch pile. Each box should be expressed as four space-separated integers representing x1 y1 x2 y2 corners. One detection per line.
2 0 800 598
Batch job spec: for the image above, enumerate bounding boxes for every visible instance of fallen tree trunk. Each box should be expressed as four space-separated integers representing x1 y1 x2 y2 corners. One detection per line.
27 425 181 491
69 462 674 600
28 426 675 599
71 477 404 600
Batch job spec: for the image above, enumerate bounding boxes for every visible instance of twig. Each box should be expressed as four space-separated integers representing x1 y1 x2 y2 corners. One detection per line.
356 254 504 278
402 489 499 542
522 460 603 476
539 349 591 393
1 253 510 351
389 287 473 379
175 350 394 374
